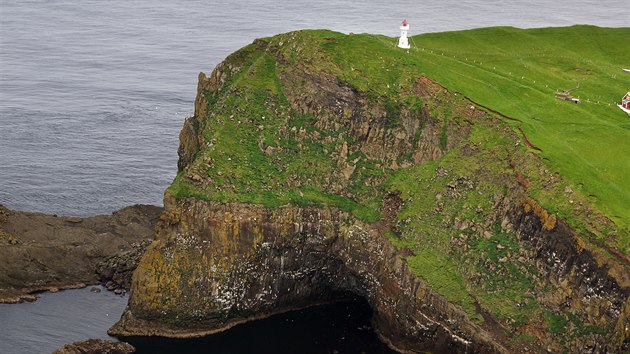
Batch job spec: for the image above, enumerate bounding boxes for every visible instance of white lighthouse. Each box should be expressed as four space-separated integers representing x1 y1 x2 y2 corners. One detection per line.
398 19 410 49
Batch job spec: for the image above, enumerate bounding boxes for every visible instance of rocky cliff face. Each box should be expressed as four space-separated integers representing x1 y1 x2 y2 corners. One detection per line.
495 194 629 352
111 195 630 353
112 196 504 353
112 30 629 353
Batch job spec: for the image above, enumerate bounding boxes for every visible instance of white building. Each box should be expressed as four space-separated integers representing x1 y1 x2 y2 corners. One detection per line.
398 19 410 49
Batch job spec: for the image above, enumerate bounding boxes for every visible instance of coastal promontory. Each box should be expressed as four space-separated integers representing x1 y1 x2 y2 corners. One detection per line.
110 27 630 353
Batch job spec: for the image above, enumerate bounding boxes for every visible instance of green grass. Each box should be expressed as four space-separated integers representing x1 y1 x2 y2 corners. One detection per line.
545 310 569 334
267 26 630 234
306 26 630 230
175 26 630 237
170 23 630 259
410 26 630 229
407 250 483 323
171 26 630 248
387 120 542 327
169 41 386 221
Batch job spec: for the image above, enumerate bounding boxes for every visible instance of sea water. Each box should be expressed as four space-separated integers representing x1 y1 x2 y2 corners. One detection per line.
1 0 627 216
0 289 394 354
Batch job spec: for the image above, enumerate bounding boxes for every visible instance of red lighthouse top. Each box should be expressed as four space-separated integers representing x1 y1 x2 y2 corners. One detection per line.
402 19 408 26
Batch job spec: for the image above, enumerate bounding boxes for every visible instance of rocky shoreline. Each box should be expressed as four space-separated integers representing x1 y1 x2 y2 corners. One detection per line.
96 239 154 293
0 203 162 303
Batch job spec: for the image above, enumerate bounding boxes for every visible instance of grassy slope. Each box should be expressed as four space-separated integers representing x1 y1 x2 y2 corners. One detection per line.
173 25 630 246
301 25 630 245
387 120 540 326
170 42 383 221
404 26 630 229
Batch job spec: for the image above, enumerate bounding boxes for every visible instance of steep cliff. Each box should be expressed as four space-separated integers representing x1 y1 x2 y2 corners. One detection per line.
111 29 629 353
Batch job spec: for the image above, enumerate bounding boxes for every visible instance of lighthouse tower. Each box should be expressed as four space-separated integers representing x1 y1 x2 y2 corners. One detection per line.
398 19 410 49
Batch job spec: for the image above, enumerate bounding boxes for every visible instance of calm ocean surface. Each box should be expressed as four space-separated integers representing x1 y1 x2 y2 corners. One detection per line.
0 1 627 353
0 0 628 216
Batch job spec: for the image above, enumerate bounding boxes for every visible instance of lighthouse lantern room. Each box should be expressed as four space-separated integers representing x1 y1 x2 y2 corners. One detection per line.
398 19 410 49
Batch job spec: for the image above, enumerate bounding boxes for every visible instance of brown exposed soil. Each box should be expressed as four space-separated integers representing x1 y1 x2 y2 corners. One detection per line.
517 127 543 151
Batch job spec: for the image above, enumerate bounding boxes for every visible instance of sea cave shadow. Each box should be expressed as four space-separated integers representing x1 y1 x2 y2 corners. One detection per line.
121 296 398 354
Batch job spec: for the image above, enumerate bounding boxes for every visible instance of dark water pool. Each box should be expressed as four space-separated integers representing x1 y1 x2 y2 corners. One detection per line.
125 298 397 354
0 287 396 354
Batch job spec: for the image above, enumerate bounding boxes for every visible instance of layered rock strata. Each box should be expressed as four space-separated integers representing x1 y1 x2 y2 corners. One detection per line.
110 197 502 354
499 195 630 352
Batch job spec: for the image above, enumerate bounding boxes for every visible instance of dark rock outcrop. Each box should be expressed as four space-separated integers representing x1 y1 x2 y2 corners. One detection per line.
497 196 630 353
0 204 162 302
96 239 153 291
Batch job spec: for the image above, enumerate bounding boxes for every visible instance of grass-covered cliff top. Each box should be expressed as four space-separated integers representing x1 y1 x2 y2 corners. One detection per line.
168 26 629 349
295 25 630 228
402 25 630 229
172 25 629 244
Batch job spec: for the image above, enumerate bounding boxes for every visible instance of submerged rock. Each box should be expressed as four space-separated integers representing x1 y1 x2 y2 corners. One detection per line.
52 339 134 354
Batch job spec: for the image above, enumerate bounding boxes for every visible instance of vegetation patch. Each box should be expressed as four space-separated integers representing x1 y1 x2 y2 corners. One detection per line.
272 27 630 244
